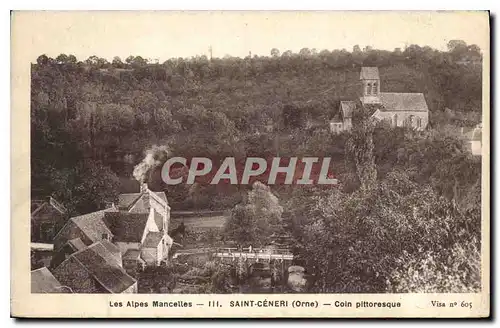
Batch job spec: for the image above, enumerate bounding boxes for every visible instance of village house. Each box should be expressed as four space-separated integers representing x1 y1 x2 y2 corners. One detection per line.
31 267 70 293
31 196 68 244
31 242 54 269
330 67 429 133
52 241 137 293
52 184 173 275
459 123 482 156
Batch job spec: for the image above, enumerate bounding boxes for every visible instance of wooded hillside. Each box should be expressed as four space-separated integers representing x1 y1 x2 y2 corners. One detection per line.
31 41 482 213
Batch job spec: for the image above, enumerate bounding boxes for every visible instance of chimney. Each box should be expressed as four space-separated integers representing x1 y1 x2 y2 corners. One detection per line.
141 183 150 210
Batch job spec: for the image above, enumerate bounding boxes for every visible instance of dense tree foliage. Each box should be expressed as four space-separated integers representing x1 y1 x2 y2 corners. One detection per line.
223 182 284 247
294 169 480 293
287 120 481 292
31 42 482 216
31 41 483 292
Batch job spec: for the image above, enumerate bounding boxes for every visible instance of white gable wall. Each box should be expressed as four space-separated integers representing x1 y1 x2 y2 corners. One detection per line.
149 193 170 233
141 208 160 244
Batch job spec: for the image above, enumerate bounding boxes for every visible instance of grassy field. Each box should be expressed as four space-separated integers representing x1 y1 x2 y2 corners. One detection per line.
170 211 229 230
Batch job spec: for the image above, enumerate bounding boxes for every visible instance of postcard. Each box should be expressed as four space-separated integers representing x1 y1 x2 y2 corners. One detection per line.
11 10 490 318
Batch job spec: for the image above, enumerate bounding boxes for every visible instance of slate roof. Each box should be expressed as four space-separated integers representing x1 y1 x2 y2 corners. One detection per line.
31 267 67 293
472 130 482 142
340 101 356 119
71 242 136 293
378 93 429 112
117 193 141 210
100 240 122 265
360 67 380 80
142 231 163 248
103 212 149 243
30 242 54 251
31 197 68 217
123 249 143 261
67 238 86 252
463 127 482 142
71 209 115 243
117 191 168 211
128 196 150 213
91 240 122 267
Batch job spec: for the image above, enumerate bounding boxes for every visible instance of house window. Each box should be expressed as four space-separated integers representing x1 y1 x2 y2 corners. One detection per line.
372 82 378 95
365 83 371 95
102 233 110 241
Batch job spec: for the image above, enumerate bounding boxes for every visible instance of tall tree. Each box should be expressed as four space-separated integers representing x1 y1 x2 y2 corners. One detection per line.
224 182 283 246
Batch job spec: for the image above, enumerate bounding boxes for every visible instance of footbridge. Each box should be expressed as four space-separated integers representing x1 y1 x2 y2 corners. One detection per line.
213 247 293 262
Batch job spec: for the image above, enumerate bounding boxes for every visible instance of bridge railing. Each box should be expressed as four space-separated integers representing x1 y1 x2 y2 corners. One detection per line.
213 251 294 261
171 247 293 260
215 247 292 255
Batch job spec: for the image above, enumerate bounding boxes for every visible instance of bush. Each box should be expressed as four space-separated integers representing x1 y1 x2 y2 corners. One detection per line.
387 240 481 293
297 170 481 293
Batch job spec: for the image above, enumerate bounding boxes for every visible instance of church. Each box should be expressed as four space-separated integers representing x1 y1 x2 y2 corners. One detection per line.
330 67 429 133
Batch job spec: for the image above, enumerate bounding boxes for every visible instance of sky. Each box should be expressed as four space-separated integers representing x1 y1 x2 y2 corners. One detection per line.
13 11 489 63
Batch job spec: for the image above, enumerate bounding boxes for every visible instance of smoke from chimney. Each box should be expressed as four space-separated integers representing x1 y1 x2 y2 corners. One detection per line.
133 145 170 184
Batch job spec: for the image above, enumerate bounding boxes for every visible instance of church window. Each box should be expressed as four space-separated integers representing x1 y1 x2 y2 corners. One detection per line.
407 115 415 128
392 114 398 127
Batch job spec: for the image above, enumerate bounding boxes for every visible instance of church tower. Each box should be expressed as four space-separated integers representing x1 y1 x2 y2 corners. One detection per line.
360 67 381 104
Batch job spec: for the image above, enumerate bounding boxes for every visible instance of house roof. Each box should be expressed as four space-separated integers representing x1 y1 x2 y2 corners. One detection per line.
142 231 163 248
31 242 54 251
340 101 356 119
31 197 68 217
92 240 122 267
471 130 482 142
360 67 380 80
31 267 67 293
379 93 428 112
71 209 115 243
103 212 149 243
67 238 86 252
117 193 142 210
117 191 168 211
463 127 482 142
71 242 136 293
128 196 150 213
123 249 144 262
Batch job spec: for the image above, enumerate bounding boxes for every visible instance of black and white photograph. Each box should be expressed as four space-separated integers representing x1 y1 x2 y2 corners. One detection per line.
11 10 490 318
